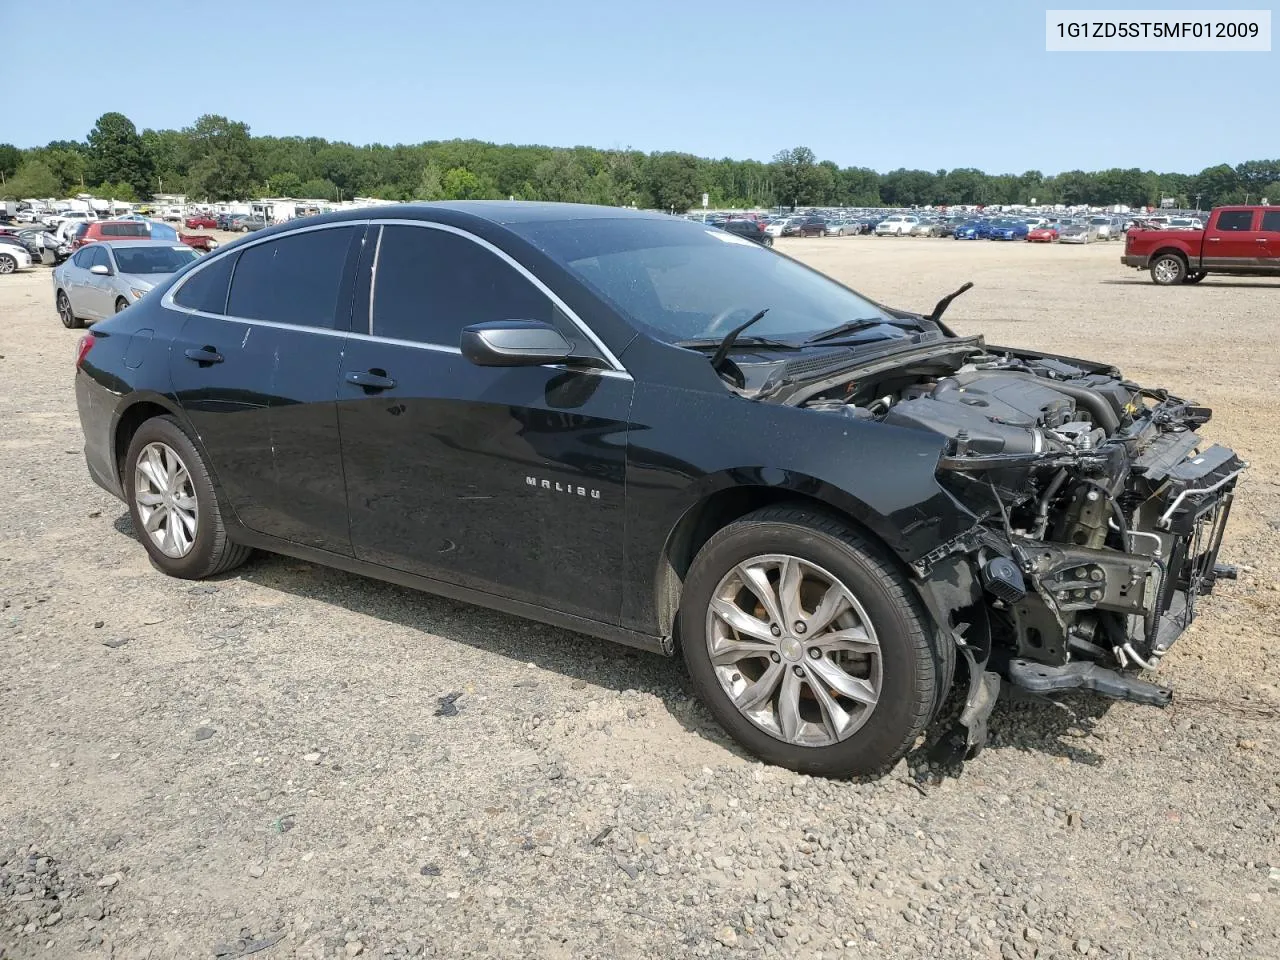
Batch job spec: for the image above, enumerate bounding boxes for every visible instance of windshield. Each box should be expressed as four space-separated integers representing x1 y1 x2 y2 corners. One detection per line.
513 217 896 344
112 245 199 275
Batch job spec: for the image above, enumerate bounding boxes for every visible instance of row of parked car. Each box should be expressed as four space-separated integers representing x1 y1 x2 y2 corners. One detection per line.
0 211 225 274
184 212 268 232
694 209 1138 247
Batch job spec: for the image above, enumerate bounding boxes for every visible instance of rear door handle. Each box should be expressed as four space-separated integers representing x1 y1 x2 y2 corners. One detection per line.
1207 237 1220 242
1256 238 1268 243
184 346 223 365
345 370 396 391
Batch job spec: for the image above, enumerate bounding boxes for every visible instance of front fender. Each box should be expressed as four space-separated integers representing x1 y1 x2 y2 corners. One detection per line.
620 381 978 634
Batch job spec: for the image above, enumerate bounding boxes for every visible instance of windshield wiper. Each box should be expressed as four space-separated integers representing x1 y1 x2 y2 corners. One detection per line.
802 316 923 345
676 333 798 351
700 308 772 374
928 281 973 324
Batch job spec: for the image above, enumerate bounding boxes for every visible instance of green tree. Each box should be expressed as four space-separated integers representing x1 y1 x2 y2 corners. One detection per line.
441 167 485 200
88 181 139 202
771 146 817 208
1191 164 1242 206
646 152 701 212
1 161 60 199
414 161 445 200
297 177 339 199
183 115 256 200
0 144 21 183
86 112 153 196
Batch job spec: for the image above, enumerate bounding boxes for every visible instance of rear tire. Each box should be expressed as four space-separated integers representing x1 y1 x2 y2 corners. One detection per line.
1151 253 1187 285
679 506 949 778
125 416 253 580
0 253 16 274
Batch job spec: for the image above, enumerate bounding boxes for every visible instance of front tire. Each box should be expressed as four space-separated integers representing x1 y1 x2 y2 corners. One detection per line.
115 296 130 314
56 290 82 329
125 416 253 579
679 506 949 778
1151 253 1186 285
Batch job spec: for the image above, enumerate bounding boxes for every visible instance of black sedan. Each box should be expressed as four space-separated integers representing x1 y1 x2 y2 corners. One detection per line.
73 202 1243 777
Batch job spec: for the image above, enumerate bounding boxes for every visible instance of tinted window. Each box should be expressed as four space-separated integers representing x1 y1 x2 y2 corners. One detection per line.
101 222 149 238
71 247 94 267
227 226 358 329
89 246 109 269
372 225 556 345
1216 211 1255 231
1261 211 1280 233
174 252 236 314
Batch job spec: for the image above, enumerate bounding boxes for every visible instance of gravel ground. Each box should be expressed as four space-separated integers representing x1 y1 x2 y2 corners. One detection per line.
1 237 1277 960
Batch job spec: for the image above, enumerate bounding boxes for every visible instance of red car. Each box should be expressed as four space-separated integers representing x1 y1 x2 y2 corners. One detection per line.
1027 225 1059 242
71 220 153 249
184 214 217 229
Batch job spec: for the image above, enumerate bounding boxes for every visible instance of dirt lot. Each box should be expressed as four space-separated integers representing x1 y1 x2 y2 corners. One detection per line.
1 236 1277 960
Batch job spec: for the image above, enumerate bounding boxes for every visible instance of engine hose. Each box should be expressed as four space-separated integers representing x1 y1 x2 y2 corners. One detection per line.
1034 469 1069 538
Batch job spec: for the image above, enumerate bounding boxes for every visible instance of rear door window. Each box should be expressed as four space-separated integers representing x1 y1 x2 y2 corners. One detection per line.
1260 211 1280 233
226 226 360 329
1215 210 1255 231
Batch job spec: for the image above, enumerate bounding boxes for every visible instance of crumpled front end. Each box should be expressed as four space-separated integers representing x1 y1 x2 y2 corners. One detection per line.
800 345 1246 751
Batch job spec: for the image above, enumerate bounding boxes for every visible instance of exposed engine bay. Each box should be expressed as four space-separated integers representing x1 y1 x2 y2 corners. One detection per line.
799 344 1246 727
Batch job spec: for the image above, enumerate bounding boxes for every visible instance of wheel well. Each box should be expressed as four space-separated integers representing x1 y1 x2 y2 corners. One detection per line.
1151 247 1188 265
655 487 894 639
113 402 171 484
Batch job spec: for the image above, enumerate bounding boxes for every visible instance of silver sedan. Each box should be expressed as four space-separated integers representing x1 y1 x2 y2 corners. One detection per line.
54 240 201 328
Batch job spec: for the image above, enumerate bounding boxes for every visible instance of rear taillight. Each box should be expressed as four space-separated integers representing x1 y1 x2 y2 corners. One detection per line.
75 334 95 369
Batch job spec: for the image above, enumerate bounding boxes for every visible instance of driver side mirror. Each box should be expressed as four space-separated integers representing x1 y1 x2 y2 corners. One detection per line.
460 320 576 367
89 264 111 276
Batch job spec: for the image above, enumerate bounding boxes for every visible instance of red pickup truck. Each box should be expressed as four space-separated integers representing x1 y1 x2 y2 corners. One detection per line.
1123 205 1280 284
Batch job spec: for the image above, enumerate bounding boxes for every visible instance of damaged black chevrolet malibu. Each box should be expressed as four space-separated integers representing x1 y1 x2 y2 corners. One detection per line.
73 203 1245 776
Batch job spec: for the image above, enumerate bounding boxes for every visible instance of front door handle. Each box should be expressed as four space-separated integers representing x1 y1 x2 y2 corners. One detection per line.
1207 237 1220 242
184 346 223 365
1256 238 1268 243
345 369 396 391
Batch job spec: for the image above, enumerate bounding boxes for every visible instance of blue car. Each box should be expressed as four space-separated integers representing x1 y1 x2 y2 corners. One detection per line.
986 218 1029 241
952 219 990 240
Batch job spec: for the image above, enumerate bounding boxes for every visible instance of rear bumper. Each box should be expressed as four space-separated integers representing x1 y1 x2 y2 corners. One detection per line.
1122 254 1149 269
75 369 125 501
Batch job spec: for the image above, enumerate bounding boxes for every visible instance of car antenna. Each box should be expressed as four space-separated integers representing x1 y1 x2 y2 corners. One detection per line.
709 307 770 375
928 281 973 324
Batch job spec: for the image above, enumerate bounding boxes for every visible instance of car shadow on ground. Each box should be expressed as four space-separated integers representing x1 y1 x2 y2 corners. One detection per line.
1100 279 1280 289
111 509 1115 782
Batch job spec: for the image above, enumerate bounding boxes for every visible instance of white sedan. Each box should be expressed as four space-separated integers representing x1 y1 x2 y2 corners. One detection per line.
0 241 34 274
875 215 920 236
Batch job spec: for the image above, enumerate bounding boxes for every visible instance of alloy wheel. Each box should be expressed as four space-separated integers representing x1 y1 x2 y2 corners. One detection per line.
57 292 75 328
1153 258 1181 284
0 255 15 274
705 554 882 747
133 441 199 558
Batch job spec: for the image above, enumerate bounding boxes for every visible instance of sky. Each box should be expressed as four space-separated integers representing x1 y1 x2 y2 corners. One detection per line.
3 0 1274 174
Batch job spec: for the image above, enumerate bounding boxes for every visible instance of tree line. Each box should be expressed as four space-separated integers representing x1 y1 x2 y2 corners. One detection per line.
2 113 1277 212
